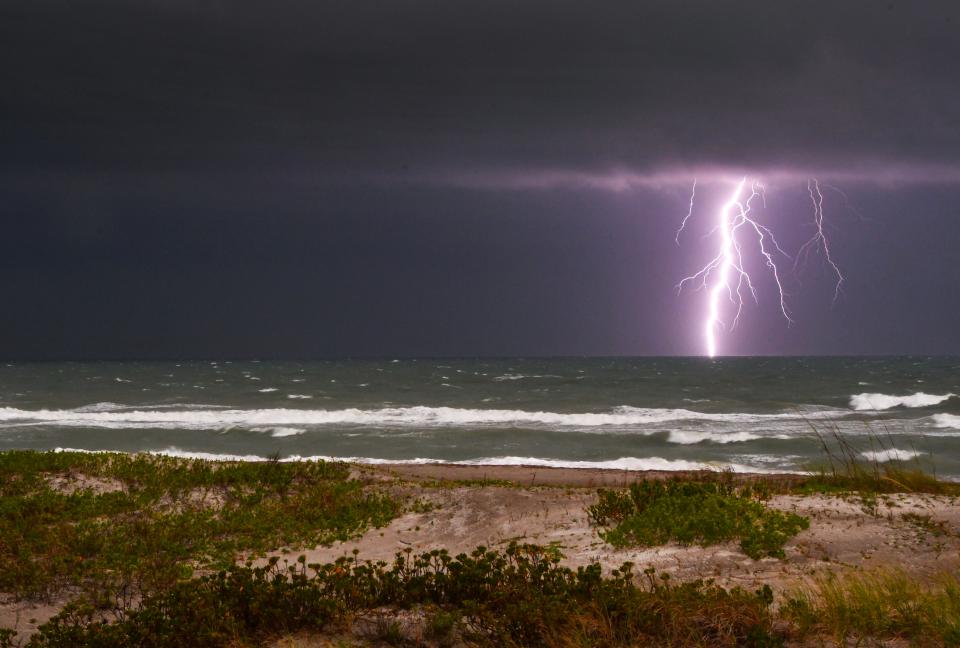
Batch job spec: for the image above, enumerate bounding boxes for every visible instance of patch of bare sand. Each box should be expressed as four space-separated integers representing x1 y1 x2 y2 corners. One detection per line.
44 472 125 495
154 486 229 512
0 592 76 642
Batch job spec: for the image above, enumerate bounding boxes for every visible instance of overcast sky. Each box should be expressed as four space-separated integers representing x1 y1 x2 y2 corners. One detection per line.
2 0 959 358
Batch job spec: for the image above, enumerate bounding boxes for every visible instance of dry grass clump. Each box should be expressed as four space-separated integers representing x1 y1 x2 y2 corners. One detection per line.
798 422 960 496
783 569 960 646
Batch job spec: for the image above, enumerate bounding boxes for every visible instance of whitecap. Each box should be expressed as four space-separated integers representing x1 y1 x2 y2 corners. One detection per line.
258 388 278 393
931 413 960 430
250 426 306 438
667 430 771 444
287 394 313 400
492 374 562 382
849 392 955 411
73 402 129 413
0 404 850 431
860 448 923 462
286 455 785 473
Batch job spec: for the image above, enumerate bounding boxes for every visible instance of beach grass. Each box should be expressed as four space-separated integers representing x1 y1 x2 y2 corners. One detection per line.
796 420 960 496
783 568 960 646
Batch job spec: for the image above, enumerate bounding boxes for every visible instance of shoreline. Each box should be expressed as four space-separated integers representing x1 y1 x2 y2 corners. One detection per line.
357 461 808 487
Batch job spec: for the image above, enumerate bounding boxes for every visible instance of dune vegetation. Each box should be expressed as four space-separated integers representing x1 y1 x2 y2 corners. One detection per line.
1 450 958 647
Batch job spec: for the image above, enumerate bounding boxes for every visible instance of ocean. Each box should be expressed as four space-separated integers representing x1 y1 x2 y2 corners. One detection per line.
1 358 959 477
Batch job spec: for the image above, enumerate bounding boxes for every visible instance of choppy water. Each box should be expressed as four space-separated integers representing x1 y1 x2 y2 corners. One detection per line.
1 358 959 476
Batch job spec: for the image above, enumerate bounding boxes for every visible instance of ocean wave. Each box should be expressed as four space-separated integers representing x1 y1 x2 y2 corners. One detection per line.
860 448 924 462
0 404 848 431
492 374 563 381
849 392 955 411
666 430 774 445
932 413 960 430
72 402 131 412
145 449 787 473
46 446 799 474
250 426 306 438
258 388 278 393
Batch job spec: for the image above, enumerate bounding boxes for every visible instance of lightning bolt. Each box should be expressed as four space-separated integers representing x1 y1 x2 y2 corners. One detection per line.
677 177 792 358
675 178 697 245
677 176 848 357
795 178 845 303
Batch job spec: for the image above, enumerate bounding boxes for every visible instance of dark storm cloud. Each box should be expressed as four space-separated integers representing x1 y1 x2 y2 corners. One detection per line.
2 0 960 358
3 0 959 184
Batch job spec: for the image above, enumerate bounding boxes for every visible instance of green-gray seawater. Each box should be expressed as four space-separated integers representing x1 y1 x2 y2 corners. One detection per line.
1 358 958 476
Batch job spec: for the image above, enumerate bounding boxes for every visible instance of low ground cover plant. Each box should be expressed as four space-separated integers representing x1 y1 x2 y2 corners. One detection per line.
16 544 781 648
0 451 399 601
588 477 809 559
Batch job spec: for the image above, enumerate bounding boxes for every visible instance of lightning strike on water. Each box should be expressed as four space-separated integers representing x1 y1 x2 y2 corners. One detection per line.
677 176 850 356
677 177 799 358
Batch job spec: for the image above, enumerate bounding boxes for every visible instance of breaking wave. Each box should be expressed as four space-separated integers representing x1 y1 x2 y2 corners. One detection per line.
860 448 924 462
0 404 846 431
932 413 960 430
250 426 306 438
666 430 785 445
849 392 955 411
55 447 782 473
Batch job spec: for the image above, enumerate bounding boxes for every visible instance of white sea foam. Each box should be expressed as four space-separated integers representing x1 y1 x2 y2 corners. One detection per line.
667 430 772 445
73 402 129 412
849 392 955 411
258 388 278 393
0 404 847 431
145 448 271 462
860 448 924 462
287 394 313 400
492 374 563 381
47 446 798 474
931 413 960 430
143 449 781 473
250 426 306 438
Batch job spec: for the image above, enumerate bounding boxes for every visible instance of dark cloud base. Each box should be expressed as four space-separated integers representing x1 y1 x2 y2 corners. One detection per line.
1 0 959 356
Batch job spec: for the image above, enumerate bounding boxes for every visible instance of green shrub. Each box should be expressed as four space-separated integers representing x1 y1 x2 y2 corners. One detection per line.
27 544 781 648
589 479 809 559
